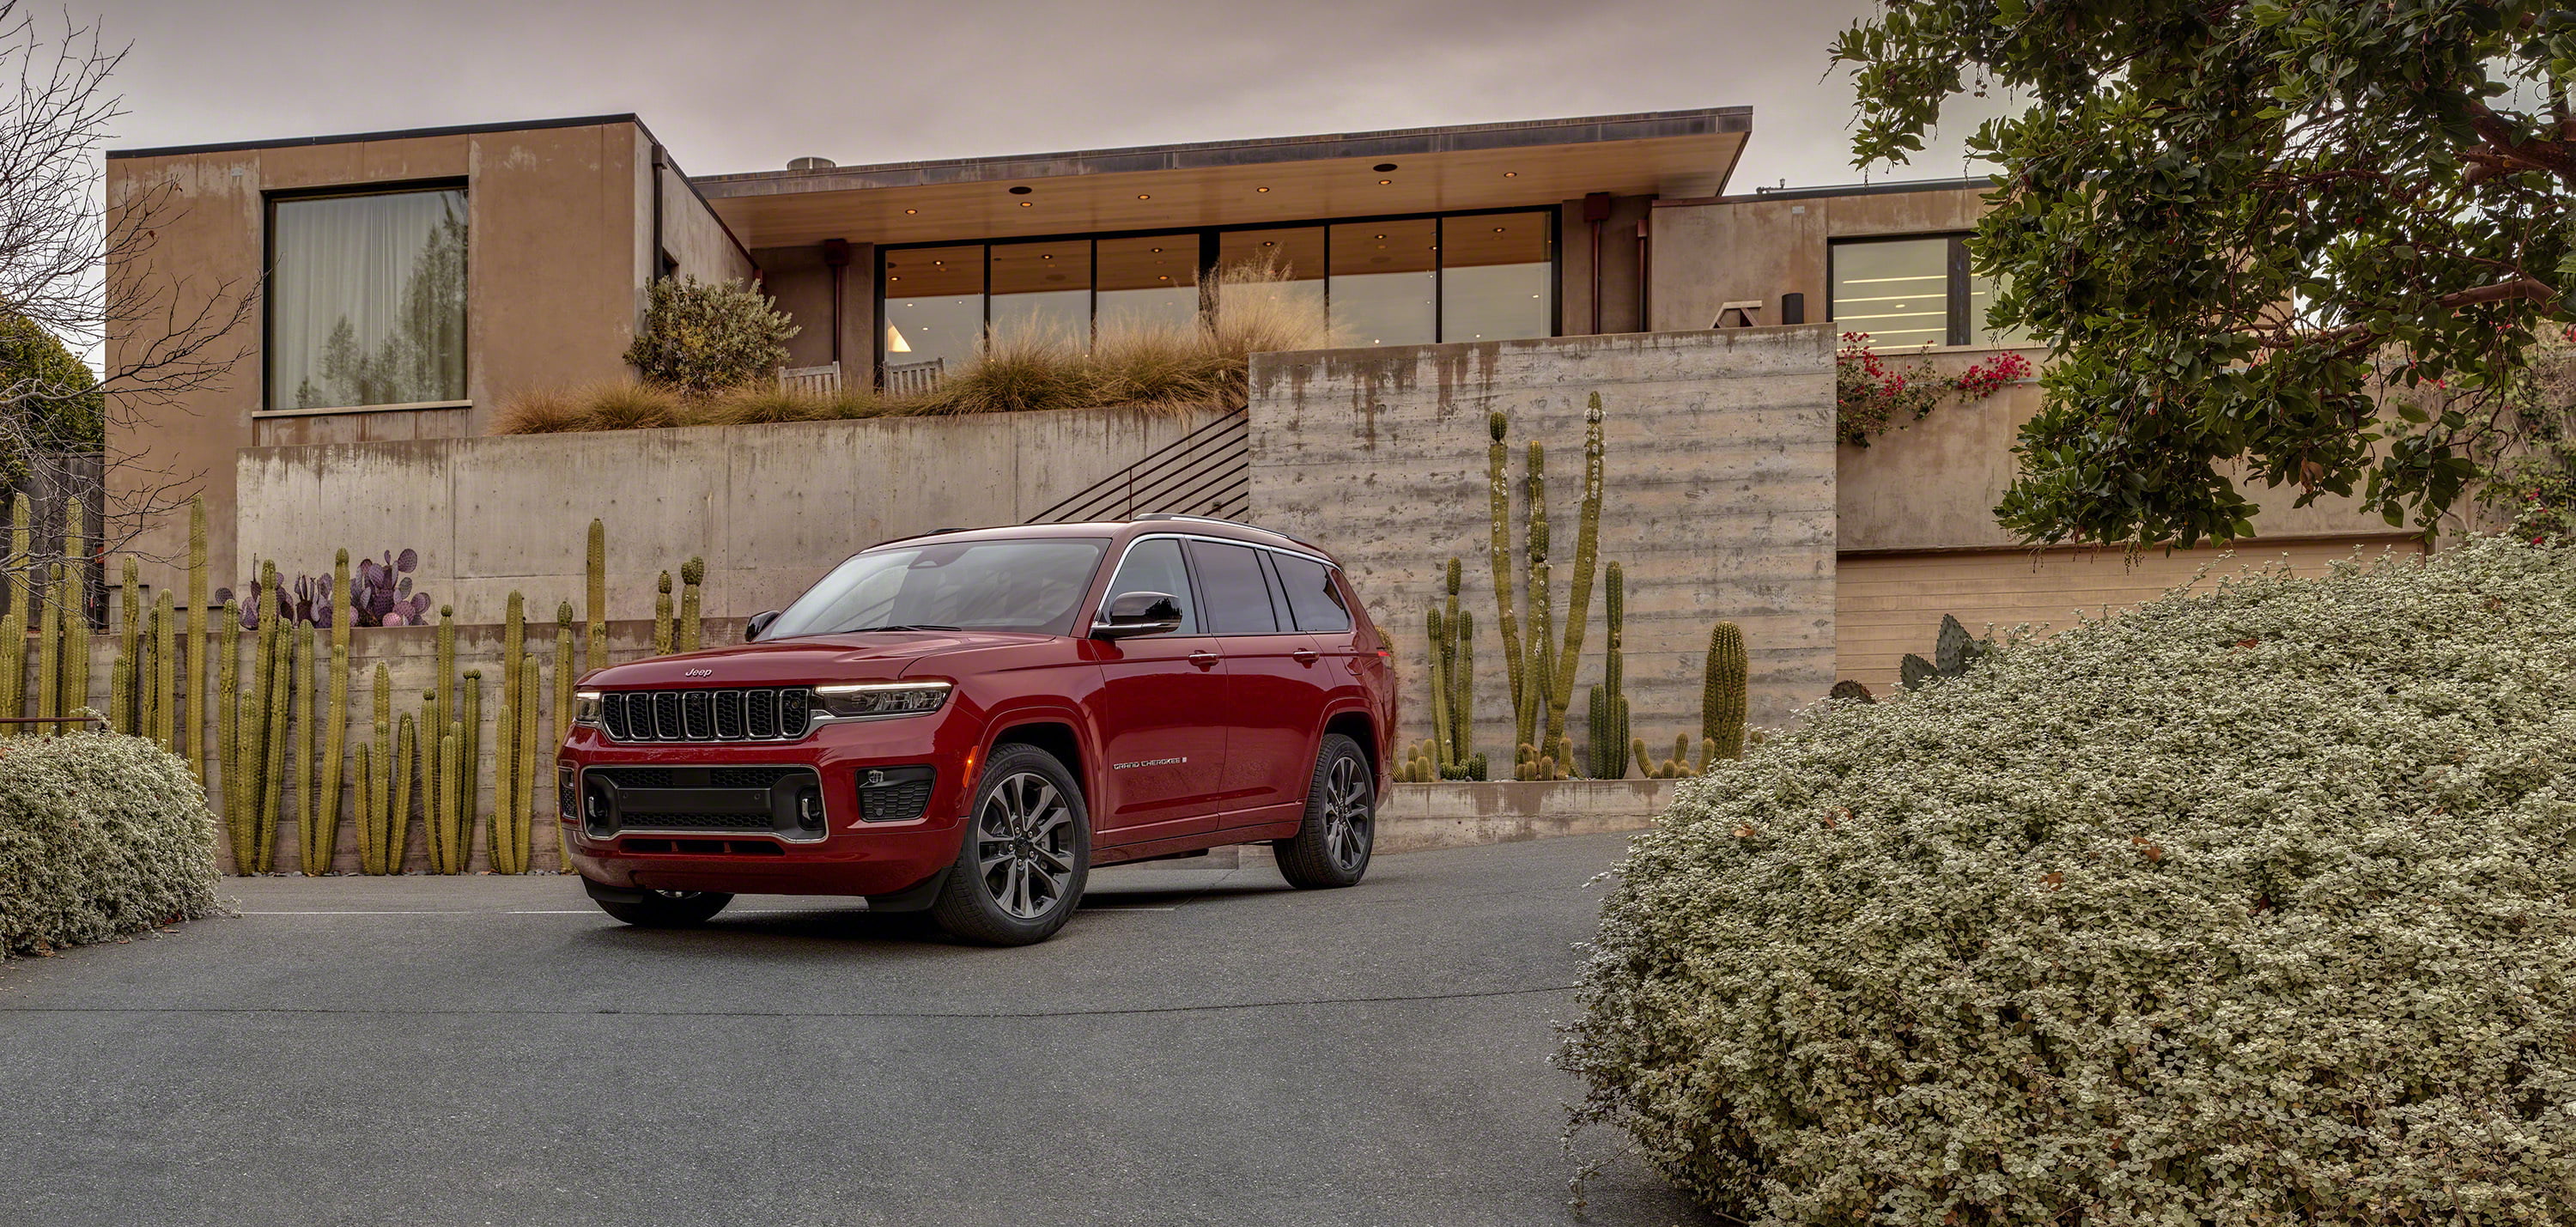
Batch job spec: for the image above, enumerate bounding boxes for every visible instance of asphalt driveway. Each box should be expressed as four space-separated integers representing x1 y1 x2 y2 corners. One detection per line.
0 832 1704 1227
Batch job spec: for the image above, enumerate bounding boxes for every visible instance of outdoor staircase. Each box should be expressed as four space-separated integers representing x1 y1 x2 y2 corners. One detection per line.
1030 408 1249 524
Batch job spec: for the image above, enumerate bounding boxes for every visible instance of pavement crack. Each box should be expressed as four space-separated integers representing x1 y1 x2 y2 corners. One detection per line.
0 982 1577 1022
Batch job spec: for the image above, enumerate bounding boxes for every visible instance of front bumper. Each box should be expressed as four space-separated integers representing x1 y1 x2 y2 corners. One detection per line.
558 707 984 898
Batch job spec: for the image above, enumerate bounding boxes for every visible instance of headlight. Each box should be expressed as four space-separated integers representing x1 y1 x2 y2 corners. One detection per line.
573 690 603 726
813 681 952 720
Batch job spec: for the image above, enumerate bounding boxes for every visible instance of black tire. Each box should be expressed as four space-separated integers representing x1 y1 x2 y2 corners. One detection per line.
930 743 1092 945
1273 733 1374 890
594 889 732 927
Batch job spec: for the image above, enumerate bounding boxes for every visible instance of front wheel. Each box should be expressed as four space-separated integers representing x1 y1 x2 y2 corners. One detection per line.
929 744 1091 945
1273 733 1373 890
593 888 732 927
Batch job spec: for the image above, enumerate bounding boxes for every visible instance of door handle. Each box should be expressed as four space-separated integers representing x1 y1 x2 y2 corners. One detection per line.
1291 648 1320 665
1188 651 1221 671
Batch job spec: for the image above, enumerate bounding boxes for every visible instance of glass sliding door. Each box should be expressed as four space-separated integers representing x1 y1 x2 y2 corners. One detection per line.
1094 235 1199 337
882 245 985 373
1215 227 1325 341
987 240 1091 351
1328 219 1436 347
1438 212 1550 343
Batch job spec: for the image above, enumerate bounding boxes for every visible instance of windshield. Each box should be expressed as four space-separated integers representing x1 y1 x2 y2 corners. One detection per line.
762 538 1109 639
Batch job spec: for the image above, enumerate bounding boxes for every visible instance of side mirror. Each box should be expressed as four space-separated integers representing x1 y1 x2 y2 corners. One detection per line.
1091 591 1184 640
744 610 781 641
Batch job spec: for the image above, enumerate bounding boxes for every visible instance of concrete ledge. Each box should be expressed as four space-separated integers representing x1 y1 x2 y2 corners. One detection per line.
1376 780 1674 854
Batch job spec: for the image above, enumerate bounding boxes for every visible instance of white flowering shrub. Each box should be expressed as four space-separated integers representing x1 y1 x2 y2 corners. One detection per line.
1562 538 2576 1224
0 732 221 957
623 276 799 397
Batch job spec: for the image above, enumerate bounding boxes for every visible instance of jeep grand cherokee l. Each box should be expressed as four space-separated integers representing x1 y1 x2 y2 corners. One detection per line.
560 515 1394 945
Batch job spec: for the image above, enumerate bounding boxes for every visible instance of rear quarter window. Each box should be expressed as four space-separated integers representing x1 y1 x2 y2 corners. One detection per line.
1273 553 1352 633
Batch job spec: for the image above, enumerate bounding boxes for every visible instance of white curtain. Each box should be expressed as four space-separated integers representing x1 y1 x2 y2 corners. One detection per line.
269 189 467 410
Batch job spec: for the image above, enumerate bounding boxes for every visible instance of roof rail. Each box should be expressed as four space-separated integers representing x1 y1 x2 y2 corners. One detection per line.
1134 512 1313 547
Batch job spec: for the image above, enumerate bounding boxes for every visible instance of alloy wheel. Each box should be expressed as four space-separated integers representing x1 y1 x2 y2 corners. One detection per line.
975 770 1078 920
1320 754 1372 872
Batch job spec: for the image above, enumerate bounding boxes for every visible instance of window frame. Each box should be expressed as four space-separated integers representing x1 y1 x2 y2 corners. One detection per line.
874 205 1562 382
261 177 473 416
1826 232 1988 349
1095 532 1346 640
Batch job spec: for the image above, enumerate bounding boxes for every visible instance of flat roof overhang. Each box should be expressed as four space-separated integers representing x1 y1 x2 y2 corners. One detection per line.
694 107 1751 250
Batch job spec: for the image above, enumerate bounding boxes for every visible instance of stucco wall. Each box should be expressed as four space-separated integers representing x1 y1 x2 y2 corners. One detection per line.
1247 327 1838 768
1648 185 1987 333
106 119 656 604
234 405 1232 626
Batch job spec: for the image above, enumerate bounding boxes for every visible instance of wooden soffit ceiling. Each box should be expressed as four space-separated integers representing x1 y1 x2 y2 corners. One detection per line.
696 108 1750 250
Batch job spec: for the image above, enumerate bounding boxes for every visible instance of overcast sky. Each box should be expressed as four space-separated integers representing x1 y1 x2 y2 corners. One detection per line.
87 0 2000 191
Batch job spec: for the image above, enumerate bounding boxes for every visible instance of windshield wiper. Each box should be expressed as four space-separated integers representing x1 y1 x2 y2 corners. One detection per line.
856 623 962 633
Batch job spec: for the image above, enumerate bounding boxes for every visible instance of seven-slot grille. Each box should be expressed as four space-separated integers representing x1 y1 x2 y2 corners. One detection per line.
599 688 812 742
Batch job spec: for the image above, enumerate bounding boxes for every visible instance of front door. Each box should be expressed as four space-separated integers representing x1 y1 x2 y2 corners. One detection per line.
1087 537 1228 842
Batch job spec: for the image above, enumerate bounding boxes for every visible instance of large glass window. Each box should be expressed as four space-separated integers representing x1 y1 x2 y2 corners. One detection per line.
882 245 984 374
878 210 1558 376
988 240 1091 350
1327 219 1437 347
269 187 468 411
1440 215 1552 343
1094 236 1199 337
1829 234 2026 348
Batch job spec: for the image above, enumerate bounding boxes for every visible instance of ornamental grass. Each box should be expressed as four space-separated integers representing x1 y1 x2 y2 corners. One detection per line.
1563 538 2576 1224
494 258 1327 435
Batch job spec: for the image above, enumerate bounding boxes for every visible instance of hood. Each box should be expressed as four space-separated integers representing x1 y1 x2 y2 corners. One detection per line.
582 629 1060 689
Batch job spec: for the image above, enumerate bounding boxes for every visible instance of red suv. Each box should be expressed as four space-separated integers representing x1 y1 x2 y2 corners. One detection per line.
560 515 1394 945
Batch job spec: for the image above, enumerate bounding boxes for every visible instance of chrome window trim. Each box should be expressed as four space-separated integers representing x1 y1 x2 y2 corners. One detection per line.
1091 531 1341 638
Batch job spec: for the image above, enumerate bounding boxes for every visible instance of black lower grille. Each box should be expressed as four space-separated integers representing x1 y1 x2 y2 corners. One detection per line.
602 689 812 742
859 767 937 823
580 764 824 841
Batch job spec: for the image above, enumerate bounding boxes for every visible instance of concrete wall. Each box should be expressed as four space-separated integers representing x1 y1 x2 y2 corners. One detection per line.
1247 327 1838 764
757 242 876 375
234 405 1232 625
652 137 756 287
106 119 658 604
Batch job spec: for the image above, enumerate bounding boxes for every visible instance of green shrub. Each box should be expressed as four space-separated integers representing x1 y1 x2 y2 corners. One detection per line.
0 732 222 957
1563 538 2576 1224
623 276 798 397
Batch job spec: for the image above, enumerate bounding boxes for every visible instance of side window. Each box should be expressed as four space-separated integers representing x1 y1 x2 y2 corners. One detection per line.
1103 538 1199 635
1272 553 1352 633
1186 540 1279 634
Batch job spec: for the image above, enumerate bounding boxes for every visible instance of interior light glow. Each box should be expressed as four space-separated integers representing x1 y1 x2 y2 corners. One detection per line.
885 324 913 353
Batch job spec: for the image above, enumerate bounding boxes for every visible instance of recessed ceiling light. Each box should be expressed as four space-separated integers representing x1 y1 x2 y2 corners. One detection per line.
1157 275 1170 281
904 208 917 215
1503 172 1517 178
1019 201 1032 207
888 276 899 282
1150 246 1162 252
1378 179 1391 185
1008 185 1032 195
1261 240 1275 247
1137 193 1150 200
1374 234 1384 239
933 260 943 265
1494 226 1506 233
1255 186 1270 193
1041 253 1053 259
1373 163 1398 173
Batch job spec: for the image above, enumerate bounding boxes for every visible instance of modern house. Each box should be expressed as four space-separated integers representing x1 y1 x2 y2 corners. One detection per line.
102 107 2410 711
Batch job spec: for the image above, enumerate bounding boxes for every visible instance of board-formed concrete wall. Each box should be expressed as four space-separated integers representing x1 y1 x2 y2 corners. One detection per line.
234 404 1230 626
1247 327 1838 769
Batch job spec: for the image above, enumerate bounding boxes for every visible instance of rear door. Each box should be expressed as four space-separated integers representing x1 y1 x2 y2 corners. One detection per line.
1086 537 1230 841
1187 538 1324 825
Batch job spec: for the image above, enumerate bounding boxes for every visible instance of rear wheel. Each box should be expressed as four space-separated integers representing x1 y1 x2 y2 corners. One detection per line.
594 889 732 928
1273 733 1373 889
930 744 1091 945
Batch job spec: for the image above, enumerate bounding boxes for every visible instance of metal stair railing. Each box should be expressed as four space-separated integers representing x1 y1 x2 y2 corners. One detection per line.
1030 408 1250 525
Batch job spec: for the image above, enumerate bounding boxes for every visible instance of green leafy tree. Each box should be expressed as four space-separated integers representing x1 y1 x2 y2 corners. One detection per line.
0 313 100 477
623 276 799 397
1836 0 2576 546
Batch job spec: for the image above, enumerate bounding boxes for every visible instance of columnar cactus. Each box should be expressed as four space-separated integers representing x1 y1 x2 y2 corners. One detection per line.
1585 562 1630 779
1522 436 1550 759
216 598 240 863
434 604 455 757
185 496 207 774
459 668 483 870
553 601 577 868
316 550 352 868
1449 608 1474 769
361 664 395 875
111 556 138 732
503 654 539 874
1705 621 1748 764
255 609 291 874
496 592 525 868
392 711 418 872
151 592 177 749
61 501 88 725
35 538 60 727
354 741 376 874
1424 604 1451 767
1 494 28 732
1486 413 1525 728
294 623 323 874
652 570 674 655
677 556 705 653
434 720 464 875
585 519 606 675
1485 402 1608 783
1549 395 1606 746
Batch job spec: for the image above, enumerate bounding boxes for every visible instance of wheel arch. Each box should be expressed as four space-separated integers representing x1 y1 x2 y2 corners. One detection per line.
1320 706 1380 782
984 716 1090 805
